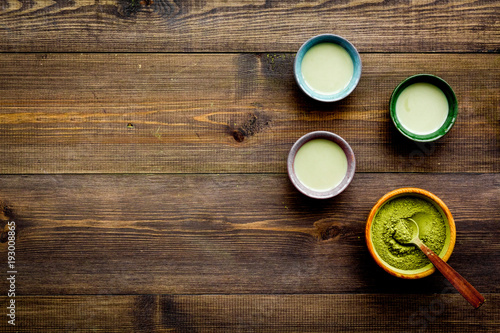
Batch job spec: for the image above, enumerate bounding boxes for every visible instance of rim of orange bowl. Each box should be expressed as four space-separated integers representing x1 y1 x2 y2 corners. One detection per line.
365 187 456 279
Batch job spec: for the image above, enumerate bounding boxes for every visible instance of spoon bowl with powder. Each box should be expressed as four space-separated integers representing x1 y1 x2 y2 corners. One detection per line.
396 217 485 309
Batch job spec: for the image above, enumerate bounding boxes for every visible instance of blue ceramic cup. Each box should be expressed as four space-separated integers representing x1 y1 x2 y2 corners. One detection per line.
294 34 362 102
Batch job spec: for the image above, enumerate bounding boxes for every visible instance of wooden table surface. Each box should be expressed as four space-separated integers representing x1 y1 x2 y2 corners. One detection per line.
0 0 499 332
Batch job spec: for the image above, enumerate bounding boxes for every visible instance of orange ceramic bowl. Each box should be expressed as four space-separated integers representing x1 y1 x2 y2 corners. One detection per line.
366 188 456 279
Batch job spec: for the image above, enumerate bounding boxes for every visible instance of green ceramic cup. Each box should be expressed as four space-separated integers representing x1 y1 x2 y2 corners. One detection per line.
390 74 458 142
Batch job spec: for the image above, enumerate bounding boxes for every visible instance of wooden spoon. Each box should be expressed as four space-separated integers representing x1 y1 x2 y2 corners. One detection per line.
399 218 485 309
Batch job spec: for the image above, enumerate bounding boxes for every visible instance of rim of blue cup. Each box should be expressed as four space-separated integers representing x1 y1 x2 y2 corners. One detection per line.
287 131 356 199
294 34 362 102
389 74 458 142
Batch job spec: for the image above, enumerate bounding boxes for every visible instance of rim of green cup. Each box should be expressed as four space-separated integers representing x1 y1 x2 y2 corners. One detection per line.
389 74 458 142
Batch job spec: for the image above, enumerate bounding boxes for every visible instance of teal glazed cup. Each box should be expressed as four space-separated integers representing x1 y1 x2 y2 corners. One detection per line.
294 34 362 102
390 74 458 142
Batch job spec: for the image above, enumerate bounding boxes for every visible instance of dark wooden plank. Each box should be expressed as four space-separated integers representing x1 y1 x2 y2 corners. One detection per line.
0 53 498 174
0 0 498 53
1 296 140 332
0 294 498 332
0 173 498 295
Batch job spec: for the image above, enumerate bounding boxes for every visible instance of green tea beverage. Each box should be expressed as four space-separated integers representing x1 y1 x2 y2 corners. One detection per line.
395 82 449 135
294 139 347 191
301 43 354 95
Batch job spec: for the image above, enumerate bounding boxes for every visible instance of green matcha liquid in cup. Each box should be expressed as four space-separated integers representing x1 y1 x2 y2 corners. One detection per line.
389 74 458 142
395 82 449 135
300 42 354 95
293 138 348 192
294 34 362 102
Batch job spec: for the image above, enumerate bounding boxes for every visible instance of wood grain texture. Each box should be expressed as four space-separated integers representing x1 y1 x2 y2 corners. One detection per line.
0 53 498 174
0 0 498 53
0 173 498 295
1 0 498 331
0 294 498 332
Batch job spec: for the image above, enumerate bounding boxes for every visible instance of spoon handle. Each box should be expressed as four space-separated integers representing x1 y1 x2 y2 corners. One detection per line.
414 238 485 309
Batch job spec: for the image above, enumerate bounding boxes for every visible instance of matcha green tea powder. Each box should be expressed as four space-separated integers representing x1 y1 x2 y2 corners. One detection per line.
371 196 447 271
